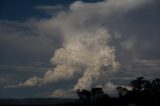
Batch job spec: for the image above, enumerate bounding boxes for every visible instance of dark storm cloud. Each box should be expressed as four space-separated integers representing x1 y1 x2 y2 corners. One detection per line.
92 0 160 88
0 20 62 63
109 1 160 75
0 20 62 91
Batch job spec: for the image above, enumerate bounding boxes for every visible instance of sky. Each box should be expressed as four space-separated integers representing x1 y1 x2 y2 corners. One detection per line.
0 0 160 98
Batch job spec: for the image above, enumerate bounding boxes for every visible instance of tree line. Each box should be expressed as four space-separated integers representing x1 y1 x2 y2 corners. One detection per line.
73 77 160 106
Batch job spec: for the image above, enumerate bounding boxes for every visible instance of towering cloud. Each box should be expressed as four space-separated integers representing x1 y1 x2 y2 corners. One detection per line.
17 0 152 96
19 27 119 89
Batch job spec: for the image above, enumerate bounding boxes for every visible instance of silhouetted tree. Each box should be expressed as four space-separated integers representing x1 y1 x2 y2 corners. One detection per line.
129 77 145 92
91 88 104 101
76 77 160 106
116 77 160 106
76 88 111 106
77 89 91 102
116 86 128 97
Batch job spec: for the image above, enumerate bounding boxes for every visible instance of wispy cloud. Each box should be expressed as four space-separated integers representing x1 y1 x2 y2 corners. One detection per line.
34 5 64 11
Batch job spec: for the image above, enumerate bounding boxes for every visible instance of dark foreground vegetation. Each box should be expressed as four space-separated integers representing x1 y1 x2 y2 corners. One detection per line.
1 77 160 106
75 77 160 106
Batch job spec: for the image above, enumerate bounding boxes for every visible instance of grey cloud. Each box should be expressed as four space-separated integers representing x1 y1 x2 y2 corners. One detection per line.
34 5 68 17
34 5 65 12
0 20 61 90
51 89 76 98
0 20 62 64
0 0 160 98
17 0 158 97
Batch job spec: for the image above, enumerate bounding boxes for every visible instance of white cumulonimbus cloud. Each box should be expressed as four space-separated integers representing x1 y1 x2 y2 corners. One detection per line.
17 0 151 96
19 28 119 90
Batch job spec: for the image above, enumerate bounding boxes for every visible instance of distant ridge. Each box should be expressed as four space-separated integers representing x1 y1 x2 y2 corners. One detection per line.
0 98 76 106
